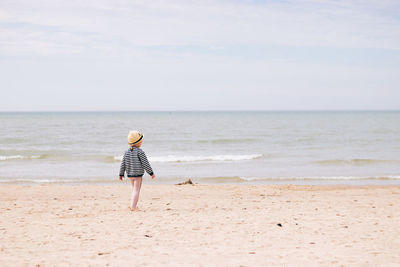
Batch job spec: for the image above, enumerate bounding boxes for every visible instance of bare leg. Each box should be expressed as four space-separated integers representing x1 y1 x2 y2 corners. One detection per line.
129 177 142 211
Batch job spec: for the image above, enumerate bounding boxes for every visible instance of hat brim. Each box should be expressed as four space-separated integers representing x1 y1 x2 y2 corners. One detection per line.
128 133 144 145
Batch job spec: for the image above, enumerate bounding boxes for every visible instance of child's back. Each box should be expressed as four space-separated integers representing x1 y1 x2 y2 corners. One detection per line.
119 130 155 212
120 146 154 178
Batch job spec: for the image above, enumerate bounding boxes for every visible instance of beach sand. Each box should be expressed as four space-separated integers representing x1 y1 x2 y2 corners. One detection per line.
1 184 400 266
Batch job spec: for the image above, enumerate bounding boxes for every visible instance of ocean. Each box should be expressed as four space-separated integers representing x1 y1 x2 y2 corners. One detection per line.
1 111 399 185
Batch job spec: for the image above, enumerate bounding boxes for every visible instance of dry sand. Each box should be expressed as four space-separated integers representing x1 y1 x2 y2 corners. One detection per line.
1 183 400 266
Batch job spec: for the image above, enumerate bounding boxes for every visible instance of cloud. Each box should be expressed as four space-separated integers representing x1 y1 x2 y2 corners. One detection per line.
0 0 399 111
1 0 400 58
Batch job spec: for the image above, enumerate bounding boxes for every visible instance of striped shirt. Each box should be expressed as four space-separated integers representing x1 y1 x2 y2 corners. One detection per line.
119 147 154 177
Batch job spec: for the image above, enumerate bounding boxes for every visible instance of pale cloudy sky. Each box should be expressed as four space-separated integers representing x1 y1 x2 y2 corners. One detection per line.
1 0 399 111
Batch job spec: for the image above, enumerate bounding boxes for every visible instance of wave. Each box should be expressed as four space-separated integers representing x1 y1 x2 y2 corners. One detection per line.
0 178 118 184
2 153 263 163
202 175 400 183
0 155 42 161
1 175 400 185
113 154 263 163
243 175 400 181
314 159 400 166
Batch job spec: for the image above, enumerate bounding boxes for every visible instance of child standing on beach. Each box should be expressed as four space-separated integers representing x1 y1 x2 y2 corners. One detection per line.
119 130 155 211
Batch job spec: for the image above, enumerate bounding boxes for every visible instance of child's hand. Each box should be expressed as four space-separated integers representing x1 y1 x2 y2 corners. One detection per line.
151 174 156 179
119 176 123 181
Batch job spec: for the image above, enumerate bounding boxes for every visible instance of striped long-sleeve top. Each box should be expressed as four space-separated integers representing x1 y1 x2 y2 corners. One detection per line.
119 147 154 177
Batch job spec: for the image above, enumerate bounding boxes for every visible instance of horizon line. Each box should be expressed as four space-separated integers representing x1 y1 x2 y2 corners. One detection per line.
1 109 399 113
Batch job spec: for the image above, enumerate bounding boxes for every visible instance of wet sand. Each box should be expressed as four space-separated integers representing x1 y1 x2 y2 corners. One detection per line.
1 184 400 266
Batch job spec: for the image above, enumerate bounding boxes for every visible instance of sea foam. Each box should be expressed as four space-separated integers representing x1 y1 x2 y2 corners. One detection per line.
314 159 400 166
0 155 41 161
113 154 263 162
238 175 400 181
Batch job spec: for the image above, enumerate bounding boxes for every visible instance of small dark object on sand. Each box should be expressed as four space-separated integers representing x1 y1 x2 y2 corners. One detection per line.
277 223 282 227
144 234 152 238
176 179 194 185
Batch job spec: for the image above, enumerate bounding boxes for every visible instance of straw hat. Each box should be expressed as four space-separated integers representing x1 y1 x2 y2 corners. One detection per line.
127 130 144 145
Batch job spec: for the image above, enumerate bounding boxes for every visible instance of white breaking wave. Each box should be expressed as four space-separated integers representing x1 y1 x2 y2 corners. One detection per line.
0 155 41 161
113 156 123 161
113 154 263 162
238 175 400 181
0 179 61 183
0 178 116 184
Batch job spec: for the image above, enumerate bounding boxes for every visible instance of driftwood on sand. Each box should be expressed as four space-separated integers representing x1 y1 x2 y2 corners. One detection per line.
175 179 194 185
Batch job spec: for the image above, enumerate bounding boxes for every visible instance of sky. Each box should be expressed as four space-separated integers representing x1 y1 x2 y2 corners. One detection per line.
0 0 399 111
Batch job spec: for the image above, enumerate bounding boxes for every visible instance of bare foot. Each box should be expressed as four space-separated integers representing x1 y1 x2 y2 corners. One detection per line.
128 206 140 212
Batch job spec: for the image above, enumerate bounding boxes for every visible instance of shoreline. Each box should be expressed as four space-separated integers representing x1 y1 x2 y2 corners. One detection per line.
1 177 400 186
1 184 400 266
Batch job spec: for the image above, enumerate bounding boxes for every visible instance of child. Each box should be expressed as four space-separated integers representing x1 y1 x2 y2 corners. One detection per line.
119 130 155 211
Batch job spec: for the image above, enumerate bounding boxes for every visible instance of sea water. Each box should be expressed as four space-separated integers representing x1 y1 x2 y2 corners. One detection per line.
1 111 399 185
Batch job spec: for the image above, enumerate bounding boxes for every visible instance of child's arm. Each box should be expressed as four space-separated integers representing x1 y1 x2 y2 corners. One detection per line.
119 152 126 180
138 150 154 178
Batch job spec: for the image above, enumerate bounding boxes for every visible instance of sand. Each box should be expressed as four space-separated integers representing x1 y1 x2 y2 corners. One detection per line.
1 183 400 266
